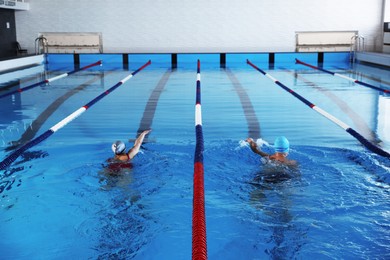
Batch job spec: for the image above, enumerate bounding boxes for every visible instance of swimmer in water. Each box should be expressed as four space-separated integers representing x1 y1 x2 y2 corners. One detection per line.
246 136 297 166
100 129 151 185
111 129 151 162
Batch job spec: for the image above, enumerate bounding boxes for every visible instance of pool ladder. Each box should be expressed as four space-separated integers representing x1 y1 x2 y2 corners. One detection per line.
35 36 48 55
350 34 365 63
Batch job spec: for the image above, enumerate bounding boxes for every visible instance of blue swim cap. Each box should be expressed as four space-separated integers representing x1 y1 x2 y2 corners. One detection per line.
112 141 126 154
274 136 289 153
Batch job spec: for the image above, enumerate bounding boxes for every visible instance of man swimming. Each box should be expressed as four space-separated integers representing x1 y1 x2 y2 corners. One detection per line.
111 129 151 162
246 136 297 166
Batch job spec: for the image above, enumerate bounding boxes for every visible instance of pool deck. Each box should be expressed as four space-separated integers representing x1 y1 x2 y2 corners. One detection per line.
356 52 390 67
0 54 44 74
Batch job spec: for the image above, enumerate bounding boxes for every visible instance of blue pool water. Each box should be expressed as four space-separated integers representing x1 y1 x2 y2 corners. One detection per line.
0 53 389 259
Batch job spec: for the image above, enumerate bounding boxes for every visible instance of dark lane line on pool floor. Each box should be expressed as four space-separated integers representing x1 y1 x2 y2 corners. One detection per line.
0 61 103 100
283 68 379 143
0 72 110 191
1 60 152 171
248 59 390 158
345 70 390 90
330 64 390 89
225 68 261 140
296 59 389 94
6 71 111 152
135 69 173 140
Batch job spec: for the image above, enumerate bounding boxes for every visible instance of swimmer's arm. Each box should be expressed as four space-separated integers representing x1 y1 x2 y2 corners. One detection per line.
127 129 151 160
246 138 269 157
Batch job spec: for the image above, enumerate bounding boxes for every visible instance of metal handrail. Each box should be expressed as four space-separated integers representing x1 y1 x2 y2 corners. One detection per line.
35 36 48 55
350 35 365 63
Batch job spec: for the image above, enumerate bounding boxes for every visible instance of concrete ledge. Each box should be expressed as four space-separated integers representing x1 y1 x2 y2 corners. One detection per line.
0 55 44 74
356 52 390 67
0 65 45 86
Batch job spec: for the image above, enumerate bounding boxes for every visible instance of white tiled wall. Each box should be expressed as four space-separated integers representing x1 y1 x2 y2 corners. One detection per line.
15 0 383 53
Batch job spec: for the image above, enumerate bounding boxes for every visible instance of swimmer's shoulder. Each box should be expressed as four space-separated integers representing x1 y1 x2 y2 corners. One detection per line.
267 155 298 166
111 154 131 162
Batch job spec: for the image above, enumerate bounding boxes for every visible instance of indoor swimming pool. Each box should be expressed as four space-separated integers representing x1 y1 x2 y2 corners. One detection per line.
0 53 389 259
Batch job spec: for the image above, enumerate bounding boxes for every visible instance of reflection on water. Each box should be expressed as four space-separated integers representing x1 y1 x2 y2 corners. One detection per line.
248 164 306 259
251 162 299 184
99 161 134 190
0 150 48 196
96 163 148 258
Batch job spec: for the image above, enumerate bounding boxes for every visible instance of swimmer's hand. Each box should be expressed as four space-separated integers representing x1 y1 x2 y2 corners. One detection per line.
141 129 152 135
246 138 259 149
246 137 269 157
128 129 152 160
246 138 255 144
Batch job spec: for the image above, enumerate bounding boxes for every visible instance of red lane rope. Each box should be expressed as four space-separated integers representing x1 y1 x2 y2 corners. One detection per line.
192 59 207 260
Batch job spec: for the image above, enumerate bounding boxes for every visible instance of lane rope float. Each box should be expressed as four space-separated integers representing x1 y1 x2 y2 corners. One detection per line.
247 59 390 158
282 68 378 142
192 59 207 260
295 59 390 93
5 72 117 151
0 60 151 171
0 60 103 99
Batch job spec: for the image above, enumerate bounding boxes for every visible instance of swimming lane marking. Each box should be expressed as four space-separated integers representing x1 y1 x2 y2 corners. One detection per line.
0 60 102 99
0 60 151 171
247 59 390 158
225 68 261 140
192 59 207 260
296 59 390 93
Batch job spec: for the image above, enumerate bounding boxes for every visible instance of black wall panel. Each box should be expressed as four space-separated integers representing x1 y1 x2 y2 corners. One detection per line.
0 8 17 59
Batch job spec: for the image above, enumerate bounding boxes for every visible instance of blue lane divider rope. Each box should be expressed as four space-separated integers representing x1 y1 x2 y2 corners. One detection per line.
0 60 103 99
247 59 390 158
192 59 207 260
0 60 151 171
296 59 390 94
